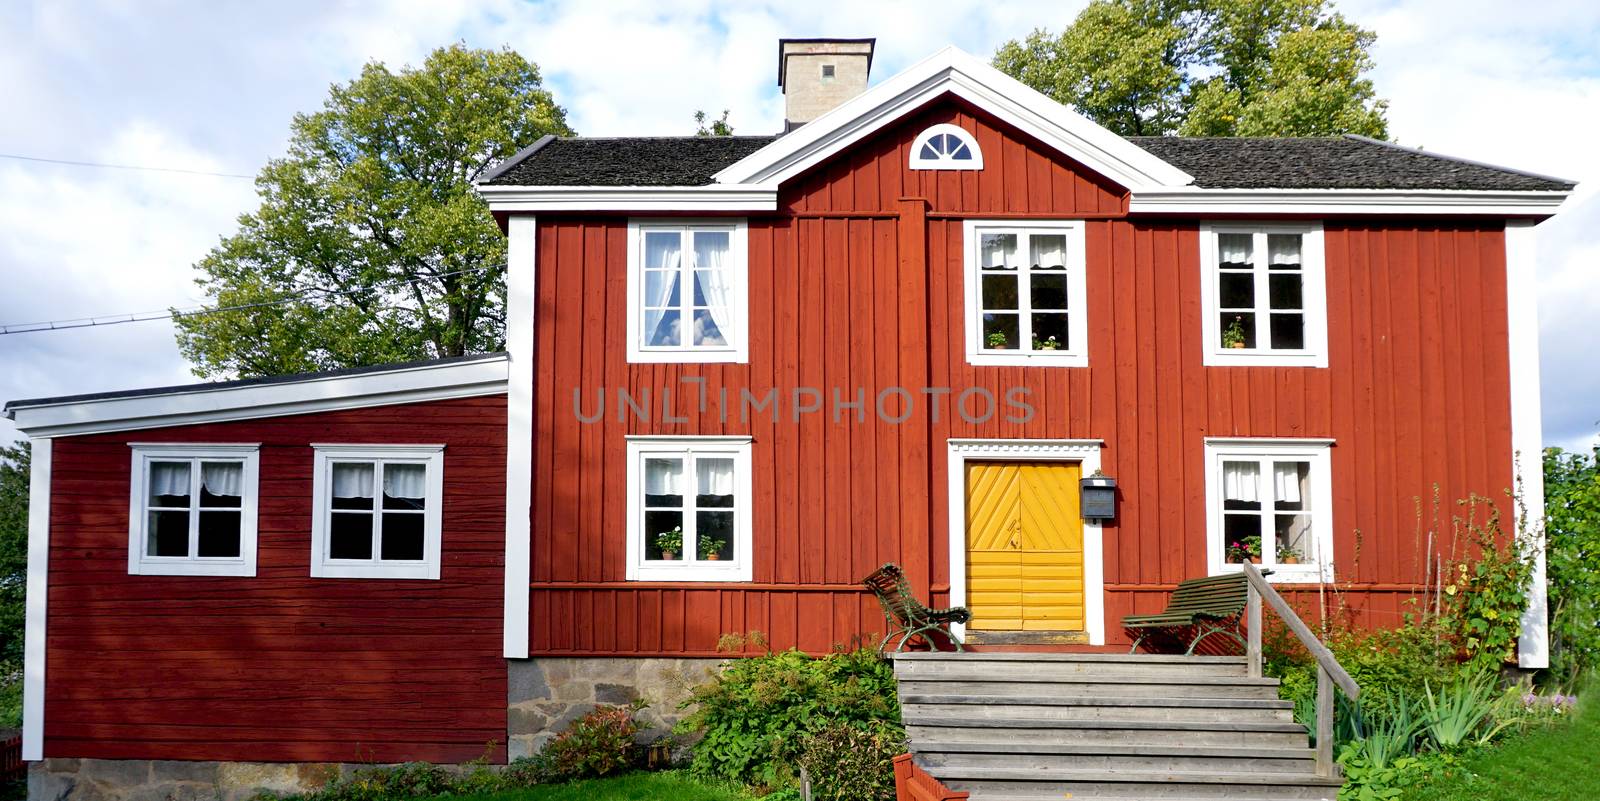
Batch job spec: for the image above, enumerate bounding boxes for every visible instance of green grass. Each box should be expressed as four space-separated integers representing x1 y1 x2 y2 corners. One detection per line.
1407 691 1598 801
429 772 751 801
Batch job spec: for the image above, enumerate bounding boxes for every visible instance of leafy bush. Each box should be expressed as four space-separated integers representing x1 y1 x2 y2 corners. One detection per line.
796 722 905 801
1545 446 1600 686
675 642 901 791
526 704 646 783
294 762 452 801
1420 673 1514 751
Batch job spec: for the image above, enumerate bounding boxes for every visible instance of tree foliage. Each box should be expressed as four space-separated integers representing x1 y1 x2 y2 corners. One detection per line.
1545 445 1600 684
0 441 26 670
694 109 734 136
175 45 574 378
993 0 1388 138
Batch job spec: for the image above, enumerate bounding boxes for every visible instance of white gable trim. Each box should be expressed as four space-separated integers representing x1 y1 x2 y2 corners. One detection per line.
22 437 51 760
6 356 508 438
713 46 1193 191
503 215 536 659
1506 221 1549 669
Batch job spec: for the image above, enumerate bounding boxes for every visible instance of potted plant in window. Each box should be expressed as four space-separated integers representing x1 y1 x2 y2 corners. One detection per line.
698 534 726 562
1033 335 1062 351
655 526 683 561
986 331 1009 349
1223 316 1248 349
1226 535 1263 564
1278 543 1302 565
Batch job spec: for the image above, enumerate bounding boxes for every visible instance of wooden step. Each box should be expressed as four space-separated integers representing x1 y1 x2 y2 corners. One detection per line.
933 767 1340 800
908 717 1312 749
916 742 1317 774
894 655 1247 681
903 700 1295 725
897 675 1282 700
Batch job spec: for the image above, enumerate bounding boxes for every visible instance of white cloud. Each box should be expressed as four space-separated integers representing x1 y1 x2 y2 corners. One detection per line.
2 0 1597 450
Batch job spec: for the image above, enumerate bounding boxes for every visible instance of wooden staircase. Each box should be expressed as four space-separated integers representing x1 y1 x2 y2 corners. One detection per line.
894 651 1342 800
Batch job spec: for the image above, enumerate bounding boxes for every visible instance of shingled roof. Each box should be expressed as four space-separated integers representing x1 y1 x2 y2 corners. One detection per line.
481 133 1573 192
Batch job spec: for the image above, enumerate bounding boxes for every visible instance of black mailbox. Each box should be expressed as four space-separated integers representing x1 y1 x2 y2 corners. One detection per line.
1081 472 1117 520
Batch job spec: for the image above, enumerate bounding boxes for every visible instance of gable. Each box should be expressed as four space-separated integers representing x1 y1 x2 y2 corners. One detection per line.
781 96 1126 215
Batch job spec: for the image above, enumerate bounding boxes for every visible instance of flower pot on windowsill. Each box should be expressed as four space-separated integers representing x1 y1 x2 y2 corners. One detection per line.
704 553 721 561
1249 556 1262 564
660 551 677 561
1227 342 1247 349
1282 556 1300 565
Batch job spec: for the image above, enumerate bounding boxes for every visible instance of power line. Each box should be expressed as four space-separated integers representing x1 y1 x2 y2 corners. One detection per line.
0 265 499 335
0 152 254 179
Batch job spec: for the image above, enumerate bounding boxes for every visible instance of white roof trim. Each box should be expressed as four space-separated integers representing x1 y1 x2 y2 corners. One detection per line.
1128 188 1570 216
713 46 1194 191
477 183 777 212
7 356 509 438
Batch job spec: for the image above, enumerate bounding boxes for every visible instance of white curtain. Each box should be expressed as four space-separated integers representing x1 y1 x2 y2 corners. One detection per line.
644 232 682 346
1222 461 1260 503
1274 462 1305 505
201 461 244 498
149 461 190 497
383 463 427 500
1268 235 1302 267
692 231 731 346
696 458 735 496
1218 234 1253 265
644 459 683 496
332 462 375 499
980 233 1016 269
1030 234 1067 269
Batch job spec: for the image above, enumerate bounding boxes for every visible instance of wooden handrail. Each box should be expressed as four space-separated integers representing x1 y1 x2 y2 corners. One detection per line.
1242 562 1359 778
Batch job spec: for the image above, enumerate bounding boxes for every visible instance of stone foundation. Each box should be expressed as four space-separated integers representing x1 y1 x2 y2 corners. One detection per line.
507 657 725 760
30 758 347 801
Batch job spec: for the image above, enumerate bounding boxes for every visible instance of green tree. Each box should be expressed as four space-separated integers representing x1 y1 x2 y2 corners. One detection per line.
0 441 29 728
175 45 574 377
993 0 1388 138
695 109 734 136
1545 445 1600 684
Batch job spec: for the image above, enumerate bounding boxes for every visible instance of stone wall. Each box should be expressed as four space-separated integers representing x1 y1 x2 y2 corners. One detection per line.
30 758 344 801
507 657 725 760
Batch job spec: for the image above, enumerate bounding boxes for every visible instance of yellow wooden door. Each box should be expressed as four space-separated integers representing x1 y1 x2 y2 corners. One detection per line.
965 462 1085 631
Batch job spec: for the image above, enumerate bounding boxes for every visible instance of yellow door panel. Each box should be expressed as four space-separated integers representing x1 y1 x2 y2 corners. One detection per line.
965 461 1088 634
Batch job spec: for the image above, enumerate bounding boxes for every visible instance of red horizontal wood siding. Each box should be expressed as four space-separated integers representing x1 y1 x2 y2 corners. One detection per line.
45 396 508 763
527 97 1516 654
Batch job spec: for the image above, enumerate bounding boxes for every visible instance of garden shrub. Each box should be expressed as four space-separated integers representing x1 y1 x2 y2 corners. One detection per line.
291 762 452 801
796 722 905 801
675 640 901 792
1544 446 1600 686
526 703 647 782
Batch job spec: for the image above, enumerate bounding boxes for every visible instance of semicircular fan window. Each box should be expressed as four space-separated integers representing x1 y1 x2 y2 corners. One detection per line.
909 124 984 171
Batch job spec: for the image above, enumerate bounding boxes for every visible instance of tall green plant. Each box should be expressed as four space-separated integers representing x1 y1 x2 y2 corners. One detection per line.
1544 445 1600 685
1420 673 1514 751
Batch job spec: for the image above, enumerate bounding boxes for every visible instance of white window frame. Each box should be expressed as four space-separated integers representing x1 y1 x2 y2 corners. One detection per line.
910 123 984 170
1200 222 1328 367
624 435 754 582
626 219 749 364
1204 438 1335 583
127 444 260 577
963 219 1089 367
310 444 445 580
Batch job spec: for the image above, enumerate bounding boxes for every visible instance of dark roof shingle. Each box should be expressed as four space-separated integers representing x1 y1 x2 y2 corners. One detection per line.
481 133 1573 192
1127 135 1574 191
483 136 777 187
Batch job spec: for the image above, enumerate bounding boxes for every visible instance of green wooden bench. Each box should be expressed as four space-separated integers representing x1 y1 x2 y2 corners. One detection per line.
863 563 971 653
1122 571 1264 655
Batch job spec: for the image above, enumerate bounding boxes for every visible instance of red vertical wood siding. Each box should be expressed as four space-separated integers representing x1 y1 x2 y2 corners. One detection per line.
45 396 508 762
527 98 1516 654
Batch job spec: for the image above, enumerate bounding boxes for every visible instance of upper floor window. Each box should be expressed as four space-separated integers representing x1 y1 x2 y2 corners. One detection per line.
625 436 753 582
1205 439 1333 583
128 444 259 576
626 220 749 363
1200 223 1328 367
910 124 983 170
310 444 444 580
963 220 1088 366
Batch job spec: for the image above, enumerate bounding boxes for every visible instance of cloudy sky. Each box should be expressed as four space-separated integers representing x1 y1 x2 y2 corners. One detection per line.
1 0 1596 450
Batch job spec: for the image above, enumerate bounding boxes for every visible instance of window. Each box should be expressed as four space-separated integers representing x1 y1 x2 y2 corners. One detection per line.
909 124 983 170
128 444 259 576
1205 439 1333 582
626 220 749 363
821 64 836 82
311 445 444 579
625 436 753 582
963 220 1088 366
1200 223 1327 367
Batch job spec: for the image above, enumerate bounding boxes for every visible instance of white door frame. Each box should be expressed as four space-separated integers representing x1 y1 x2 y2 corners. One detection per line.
946 438 1106 645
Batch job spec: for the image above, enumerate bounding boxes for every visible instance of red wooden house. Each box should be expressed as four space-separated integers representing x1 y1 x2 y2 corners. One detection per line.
7 40 1573 795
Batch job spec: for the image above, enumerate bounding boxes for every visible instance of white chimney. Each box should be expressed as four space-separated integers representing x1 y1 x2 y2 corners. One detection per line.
778 38 875 130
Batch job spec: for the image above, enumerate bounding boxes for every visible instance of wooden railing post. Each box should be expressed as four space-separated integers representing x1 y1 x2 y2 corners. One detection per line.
1247 581 1262 678
1315 664 1334 777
